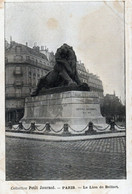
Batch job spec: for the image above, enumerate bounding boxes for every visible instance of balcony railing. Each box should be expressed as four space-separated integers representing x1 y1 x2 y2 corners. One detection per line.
14 81 23 87
6 58 53 70
5 92 30 98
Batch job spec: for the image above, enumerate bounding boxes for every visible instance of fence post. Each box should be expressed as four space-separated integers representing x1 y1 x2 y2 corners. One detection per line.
85 122 95 134
8 121 12 130
63 123 70 135
44 122 51 133
18 121 23 130
30 121 36 132
110 120 116 131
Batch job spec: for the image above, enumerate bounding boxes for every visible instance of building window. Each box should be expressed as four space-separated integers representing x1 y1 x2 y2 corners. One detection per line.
30 57 34 64
14 55 23 62
16 88 21 97
28 71 31 78
26 56 30 60
15 46 22 53
5 57 8 62
33 73 36 79
15 80 22 86
14 80 23 88
14 66 22 75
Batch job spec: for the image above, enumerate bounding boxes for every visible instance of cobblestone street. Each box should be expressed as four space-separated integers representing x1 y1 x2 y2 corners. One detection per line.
6 136 126 180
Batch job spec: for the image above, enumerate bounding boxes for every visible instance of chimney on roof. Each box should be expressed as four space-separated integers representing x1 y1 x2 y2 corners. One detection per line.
41 46 44 51
26 42 28 47
36 46 40 52
10 36 12 44
10 36 13 46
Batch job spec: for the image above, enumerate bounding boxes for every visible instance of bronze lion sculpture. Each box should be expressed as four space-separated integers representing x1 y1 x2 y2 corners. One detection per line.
31 44 90 96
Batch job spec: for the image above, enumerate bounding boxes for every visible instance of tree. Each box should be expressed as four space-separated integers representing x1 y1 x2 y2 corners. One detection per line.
100 94 125 123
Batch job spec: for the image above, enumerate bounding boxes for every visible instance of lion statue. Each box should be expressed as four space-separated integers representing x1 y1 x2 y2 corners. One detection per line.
31 43 90 96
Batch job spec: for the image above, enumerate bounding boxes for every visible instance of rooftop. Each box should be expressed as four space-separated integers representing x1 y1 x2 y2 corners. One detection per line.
5 40 48 61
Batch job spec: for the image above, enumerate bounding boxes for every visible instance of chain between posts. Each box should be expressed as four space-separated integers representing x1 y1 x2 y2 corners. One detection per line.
50 125 64 133
12 125 19 130
35 124 46 131
93 124 110 131
7 121 125 134
22 124 31 131
68 124 88 133
115 123 125 129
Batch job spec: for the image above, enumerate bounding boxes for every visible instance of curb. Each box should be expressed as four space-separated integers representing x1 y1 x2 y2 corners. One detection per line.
6 131 126 142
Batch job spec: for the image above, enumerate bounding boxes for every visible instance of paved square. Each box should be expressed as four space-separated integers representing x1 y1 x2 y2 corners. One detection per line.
6 136 126 180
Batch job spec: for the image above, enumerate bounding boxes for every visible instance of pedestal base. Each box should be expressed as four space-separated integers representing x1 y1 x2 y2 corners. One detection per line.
22 91 106 131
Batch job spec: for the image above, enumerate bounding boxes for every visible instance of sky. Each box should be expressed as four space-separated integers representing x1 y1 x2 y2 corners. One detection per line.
5 2 125 103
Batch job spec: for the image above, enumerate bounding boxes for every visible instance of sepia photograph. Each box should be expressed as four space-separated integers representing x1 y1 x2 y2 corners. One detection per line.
5 1 126 182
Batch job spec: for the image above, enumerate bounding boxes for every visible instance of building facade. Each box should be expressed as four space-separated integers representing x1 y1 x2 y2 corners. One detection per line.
5 40 53 124
76 61 104 99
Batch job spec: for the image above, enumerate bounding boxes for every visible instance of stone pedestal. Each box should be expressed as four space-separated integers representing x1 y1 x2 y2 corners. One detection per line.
22 91 105 131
